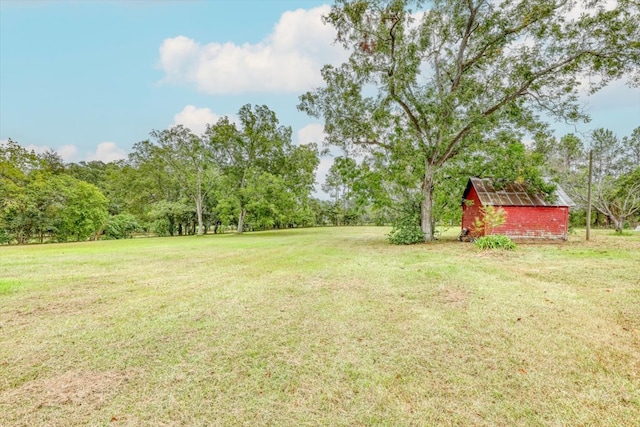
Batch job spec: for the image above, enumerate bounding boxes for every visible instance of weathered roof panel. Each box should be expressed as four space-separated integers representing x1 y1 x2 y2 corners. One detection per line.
466 177 575 207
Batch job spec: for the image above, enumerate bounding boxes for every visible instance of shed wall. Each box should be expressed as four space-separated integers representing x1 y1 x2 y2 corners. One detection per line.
461 186 484 236
494 206 569 240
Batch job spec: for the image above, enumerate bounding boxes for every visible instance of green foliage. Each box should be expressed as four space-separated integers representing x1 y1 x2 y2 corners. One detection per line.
323 157 361 223
150 219 172 237
388 220 425 245
53 177 109 242
473 205 508 236
242 171 296 231
3 108 321 243
207 104 319 232
388 201 424 245
474 235 517 250
148 125 219 235
566 127 640 232
104 213 140 239
1 146 108 243
148 200 193 237
66 160 130 215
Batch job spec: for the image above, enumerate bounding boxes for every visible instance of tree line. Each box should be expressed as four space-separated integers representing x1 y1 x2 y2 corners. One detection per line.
0 104 327 244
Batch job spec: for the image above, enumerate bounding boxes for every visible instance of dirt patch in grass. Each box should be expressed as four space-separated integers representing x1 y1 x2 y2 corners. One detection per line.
1 291 107 330
0 369 136 425
434 286 469 309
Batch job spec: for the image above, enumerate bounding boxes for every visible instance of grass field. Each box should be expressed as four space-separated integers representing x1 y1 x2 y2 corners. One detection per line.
1 227 639 426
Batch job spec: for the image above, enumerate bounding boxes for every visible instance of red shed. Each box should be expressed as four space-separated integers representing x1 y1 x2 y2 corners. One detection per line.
461 177 575 240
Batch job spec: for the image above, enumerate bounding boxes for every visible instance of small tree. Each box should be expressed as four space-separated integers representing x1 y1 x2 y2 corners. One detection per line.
388 197 424 245
472 205 507 236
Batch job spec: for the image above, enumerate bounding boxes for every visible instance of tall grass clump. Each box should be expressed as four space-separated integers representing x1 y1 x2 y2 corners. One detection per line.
474 234 516 250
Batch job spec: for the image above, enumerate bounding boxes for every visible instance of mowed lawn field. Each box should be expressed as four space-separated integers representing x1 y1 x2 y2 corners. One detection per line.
1 227 639 426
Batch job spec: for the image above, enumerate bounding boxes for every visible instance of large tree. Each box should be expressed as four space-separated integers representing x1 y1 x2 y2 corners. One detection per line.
146 126 218 235
128 141 183 224
206 104 319 232
299 0 640 240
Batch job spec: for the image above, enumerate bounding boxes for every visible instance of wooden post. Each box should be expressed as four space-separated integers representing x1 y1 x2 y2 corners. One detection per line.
586 150 593 241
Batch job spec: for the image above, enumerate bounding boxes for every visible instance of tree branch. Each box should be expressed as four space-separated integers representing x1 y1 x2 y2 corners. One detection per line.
437 49 595 166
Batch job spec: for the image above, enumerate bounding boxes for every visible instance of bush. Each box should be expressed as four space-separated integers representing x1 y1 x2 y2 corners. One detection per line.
388 225 425 245
388 215 425 245
474 235 517 250
151 218 172 237
472 205 507 235
104 213 140 239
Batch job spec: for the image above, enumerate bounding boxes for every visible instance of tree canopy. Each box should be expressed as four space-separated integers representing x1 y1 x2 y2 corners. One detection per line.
1 141 108 244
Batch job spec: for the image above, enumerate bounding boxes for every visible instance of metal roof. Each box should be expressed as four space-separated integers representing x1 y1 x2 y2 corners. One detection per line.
464 177 575 207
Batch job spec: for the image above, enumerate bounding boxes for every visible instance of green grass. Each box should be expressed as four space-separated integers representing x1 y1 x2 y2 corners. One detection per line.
1 227 639 426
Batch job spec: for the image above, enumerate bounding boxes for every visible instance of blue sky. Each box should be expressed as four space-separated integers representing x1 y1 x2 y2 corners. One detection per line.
0 1 337 163
1 0 639 192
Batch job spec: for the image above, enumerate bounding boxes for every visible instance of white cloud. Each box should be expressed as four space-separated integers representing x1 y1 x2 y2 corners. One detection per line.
159 36 200 84
172 105 227 135
58 145 79 162
85 142 127 163
297 123 325 146
158 5 348 94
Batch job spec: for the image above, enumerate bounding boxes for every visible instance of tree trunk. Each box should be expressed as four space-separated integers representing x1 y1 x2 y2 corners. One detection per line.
237 208 246 233
420 167 435 241
612 217 623 233
195 196 204 235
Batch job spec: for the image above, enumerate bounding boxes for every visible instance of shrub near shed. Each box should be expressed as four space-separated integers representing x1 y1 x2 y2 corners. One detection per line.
474 235 517 250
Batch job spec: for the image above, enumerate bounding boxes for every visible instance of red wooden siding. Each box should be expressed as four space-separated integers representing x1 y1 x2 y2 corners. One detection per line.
461 186 483 235
492 206 569 239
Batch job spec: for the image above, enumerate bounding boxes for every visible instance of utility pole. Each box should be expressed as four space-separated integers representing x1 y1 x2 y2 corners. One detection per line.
586 150 593 241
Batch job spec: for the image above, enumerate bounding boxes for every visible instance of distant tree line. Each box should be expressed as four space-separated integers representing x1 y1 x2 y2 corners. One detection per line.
536 127 640 234
0 105 323 244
